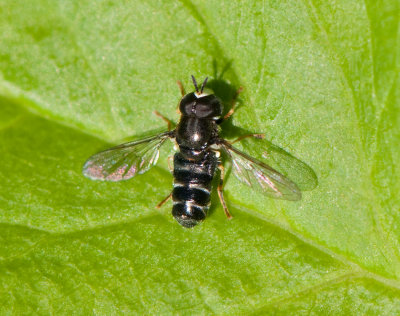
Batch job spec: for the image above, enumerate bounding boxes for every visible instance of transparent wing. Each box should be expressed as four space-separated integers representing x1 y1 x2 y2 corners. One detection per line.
236 138 317 191
83 131 172 181
221 142 301 201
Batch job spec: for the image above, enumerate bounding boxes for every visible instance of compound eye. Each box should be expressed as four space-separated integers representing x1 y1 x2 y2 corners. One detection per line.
195 103 213 118
184 102 194 115
179 93 197 115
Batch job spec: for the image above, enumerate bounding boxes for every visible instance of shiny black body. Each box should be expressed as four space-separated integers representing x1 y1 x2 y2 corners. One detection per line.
172 152 218 227
172 92 223 227
83 76 306 229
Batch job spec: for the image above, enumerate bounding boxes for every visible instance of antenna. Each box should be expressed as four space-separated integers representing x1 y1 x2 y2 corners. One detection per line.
200 77 208 94
191 75 199 93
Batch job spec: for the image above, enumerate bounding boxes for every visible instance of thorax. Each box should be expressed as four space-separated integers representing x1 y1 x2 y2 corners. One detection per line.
175 116 219 160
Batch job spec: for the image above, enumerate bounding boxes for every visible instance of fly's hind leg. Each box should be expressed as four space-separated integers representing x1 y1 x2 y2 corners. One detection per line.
217 163 232 219
156 156 174 209
156 193 172 209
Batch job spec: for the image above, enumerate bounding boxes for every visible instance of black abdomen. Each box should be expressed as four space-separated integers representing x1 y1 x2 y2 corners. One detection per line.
172 151 217 228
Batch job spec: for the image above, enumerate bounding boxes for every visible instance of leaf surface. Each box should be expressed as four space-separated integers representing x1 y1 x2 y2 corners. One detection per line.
0 0 399 313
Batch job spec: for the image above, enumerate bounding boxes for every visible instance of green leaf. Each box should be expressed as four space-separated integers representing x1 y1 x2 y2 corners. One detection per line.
0 0 399 314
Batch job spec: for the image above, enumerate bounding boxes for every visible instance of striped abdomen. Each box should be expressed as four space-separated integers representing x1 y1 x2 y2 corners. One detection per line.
172 151 218 228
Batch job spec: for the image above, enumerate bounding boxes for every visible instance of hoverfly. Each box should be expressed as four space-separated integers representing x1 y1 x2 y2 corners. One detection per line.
83 76 302 228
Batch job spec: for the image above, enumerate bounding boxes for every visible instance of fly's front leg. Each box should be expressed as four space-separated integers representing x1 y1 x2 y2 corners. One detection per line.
153 111 174 131
177 80 186 97
176 80 186 114
217 163 232 219
222 86 244 121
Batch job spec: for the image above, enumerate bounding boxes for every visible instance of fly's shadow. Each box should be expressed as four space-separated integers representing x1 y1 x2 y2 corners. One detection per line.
206 60 318 196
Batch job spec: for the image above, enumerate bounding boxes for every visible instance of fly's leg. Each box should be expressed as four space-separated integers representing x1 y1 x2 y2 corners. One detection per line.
177 80 186 97
153 110 174 131
176 80 185 113
156 155 175 209
167 155 174 173
156 193 172 209
156 156 174 208
217 163 232 219
156 156 174 209
231 133 265 144
223 86 244 120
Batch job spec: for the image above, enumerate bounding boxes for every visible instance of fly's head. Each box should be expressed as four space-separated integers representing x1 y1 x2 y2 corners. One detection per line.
179 76 223 120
